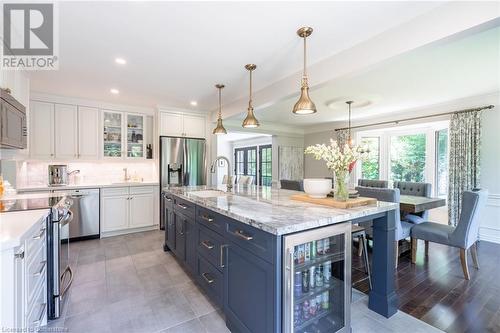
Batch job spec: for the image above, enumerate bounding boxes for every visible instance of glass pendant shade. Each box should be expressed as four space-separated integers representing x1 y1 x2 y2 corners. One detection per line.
212 84 227 135
292 27 317 115
242 64 260 128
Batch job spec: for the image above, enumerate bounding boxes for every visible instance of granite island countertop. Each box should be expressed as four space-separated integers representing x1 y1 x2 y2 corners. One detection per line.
163 185 398 235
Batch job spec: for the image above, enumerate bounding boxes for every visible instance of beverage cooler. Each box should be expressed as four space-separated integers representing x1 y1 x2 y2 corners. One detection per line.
283 223 351 333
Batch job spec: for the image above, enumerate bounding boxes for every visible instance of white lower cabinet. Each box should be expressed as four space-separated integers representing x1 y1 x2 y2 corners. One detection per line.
1 213 48 331
101 186 158 236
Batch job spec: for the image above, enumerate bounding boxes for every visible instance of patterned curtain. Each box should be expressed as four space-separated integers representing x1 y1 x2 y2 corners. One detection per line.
448 110 482 226
336 129 350 150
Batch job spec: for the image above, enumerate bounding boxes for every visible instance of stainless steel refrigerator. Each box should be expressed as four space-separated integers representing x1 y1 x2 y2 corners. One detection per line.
160 136 207 227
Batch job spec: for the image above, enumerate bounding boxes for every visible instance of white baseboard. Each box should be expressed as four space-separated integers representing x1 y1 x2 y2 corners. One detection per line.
100 224 159 238
479 193 500 244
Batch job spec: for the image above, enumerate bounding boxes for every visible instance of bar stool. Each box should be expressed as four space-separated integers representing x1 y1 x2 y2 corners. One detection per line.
352 224 372 290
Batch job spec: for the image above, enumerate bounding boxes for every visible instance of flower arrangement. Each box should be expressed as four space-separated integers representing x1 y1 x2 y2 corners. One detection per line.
305 139 368 201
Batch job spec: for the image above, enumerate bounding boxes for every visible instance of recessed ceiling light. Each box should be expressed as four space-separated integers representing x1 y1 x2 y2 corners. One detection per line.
190 101 198 106
110 88 119 94
115 57 126 65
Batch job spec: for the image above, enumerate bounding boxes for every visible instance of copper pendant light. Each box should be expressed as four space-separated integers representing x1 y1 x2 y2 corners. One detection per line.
292 27 317 115
213 84 227 135
242 64 260 128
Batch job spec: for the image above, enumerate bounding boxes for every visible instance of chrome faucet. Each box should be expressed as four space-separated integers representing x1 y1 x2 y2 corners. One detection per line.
123 168 130 182
210 156 232 190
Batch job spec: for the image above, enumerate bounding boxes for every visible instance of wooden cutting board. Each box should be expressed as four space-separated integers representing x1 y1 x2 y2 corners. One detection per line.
290 194 377 209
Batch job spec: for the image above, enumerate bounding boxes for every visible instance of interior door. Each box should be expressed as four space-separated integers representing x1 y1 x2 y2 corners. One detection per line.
55 104 78 159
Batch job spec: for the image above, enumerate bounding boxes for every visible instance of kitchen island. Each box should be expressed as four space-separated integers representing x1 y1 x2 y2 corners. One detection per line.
162 185 399 333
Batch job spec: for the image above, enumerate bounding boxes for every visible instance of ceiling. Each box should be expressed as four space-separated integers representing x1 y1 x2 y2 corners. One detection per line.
28 1 444 109
228 25 500 127
220 132 271 143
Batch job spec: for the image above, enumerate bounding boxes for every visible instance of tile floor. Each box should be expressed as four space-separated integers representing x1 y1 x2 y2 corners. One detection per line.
43 230 442 333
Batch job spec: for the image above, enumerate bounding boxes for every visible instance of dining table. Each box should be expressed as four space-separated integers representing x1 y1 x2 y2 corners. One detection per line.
399 194 446 213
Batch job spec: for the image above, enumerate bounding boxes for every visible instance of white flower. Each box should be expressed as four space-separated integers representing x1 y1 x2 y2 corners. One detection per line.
304 139 369 173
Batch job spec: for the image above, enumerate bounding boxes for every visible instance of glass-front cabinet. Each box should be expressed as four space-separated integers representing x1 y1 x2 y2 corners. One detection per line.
102 110 145 159
284 223 351 333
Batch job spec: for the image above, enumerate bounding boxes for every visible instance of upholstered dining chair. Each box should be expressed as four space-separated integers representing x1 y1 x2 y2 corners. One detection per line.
411 190 488 280
357 179 389 188
393 181 432 224
356 186 414 268
280 179 304 191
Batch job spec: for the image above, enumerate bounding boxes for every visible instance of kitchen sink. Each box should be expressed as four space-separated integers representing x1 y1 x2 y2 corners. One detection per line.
189 190 230 198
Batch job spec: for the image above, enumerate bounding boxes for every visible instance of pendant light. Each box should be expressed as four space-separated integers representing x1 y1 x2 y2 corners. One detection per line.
346 100 353 146
292 27 317 115
213 84 227 135
242 64 260 128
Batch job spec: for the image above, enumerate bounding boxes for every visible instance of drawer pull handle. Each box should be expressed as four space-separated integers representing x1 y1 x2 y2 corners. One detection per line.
200 215 214 223
177 203 188 210
233 230 253 241
201 240 214 250
220 244 227 268
33 228 46 240
33 261 47 276
166 197 172 202
202 272 214 284
32 303 46 326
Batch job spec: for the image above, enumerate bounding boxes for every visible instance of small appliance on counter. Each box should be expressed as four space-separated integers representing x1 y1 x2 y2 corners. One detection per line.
48 165 80 186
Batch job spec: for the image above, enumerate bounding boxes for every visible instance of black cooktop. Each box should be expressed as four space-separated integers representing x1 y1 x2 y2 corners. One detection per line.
0 196 64 213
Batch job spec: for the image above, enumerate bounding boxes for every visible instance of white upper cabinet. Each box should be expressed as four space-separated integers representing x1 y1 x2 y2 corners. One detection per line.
55 104 78 159
159 111 205 138
30 101 55 159
102 110 145 159
78 106 99 159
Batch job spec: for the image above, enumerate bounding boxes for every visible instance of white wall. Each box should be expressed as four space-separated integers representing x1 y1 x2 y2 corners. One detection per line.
479 108 500 243
303 130 336 179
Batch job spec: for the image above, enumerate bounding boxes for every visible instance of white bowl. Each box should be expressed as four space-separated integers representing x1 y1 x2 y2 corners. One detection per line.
303 178 332 199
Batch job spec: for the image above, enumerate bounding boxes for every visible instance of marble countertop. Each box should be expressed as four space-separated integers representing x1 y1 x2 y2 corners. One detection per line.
0 209 50 251
17 181 159 192
163 185 398 235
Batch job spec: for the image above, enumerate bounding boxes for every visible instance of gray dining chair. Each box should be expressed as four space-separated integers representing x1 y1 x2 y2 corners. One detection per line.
411 190 488 280
280 179 304 191
356 186 414 268
357 179 389 188
393 181 432 224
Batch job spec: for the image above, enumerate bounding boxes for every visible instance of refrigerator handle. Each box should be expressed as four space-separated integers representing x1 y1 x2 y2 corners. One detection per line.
183 140 188 185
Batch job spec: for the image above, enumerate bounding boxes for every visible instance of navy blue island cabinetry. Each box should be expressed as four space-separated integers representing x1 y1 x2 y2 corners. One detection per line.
162 187 398 333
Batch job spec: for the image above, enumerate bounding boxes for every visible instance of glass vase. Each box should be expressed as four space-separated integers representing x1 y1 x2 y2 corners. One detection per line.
334 170 350 201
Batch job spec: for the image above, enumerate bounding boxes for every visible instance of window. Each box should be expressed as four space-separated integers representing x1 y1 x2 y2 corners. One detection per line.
435 129 448 198
234 146 257 184
390 134 426 182
360 137 380 180
259 145 272 186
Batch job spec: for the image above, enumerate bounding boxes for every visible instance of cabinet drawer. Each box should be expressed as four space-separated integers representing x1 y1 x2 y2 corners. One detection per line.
26 244 47 305
102 187 129 196
173 196 195 219
25 216 47 259
130 186 154 195
196 206 226 234
26 282 47 329
197 255 223 307
197 225 225 271
225 220 275 264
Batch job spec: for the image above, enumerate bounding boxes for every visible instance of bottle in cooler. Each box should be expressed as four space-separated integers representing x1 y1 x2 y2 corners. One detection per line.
316 239 324 256
294 245 298 263
309 266 316 289
294 303 302 326
316 295 322 312
302 269 310 293
311 241 316 259
324 260 331 283
323 237 330 254
315 264 324 287
304 242 311 262
297 244 305 264
302 300 311 320
321 291 329 310
294 271 302 296
309 297 317 317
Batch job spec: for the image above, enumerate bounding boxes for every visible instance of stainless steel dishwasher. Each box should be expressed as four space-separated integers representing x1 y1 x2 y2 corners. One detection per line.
54 188 100 240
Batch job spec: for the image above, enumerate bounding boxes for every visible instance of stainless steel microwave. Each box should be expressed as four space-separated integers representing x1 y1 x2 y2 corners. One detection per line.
0 88 27 149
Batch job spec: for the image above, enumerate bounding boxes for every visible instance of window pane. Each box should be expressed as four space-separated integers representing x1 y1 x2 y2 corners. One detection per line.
390 134 426 182
361 137 380 180
436 129 448 198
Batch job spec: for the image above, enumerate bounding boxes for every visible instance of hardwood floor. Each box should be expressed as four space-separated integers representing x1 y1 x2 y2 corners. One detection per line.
352 239 500 333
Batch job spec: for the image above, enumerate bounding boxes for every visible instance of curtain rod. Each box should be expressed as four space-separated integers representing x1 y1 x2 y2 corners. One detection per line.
334 105 495 132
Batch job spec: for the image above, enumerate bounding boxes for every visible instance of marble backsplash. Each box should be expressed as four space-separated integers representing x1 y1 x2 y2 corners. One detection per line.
15 160 158 188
